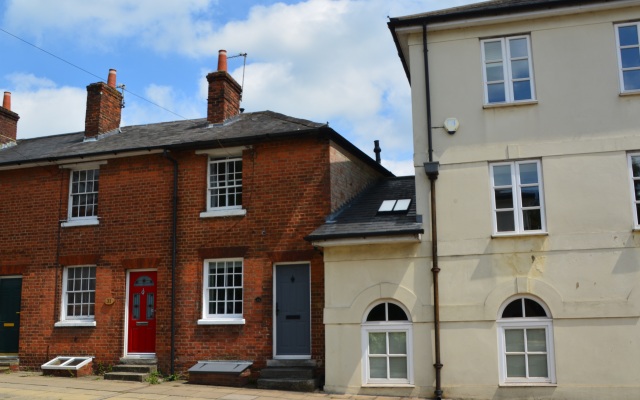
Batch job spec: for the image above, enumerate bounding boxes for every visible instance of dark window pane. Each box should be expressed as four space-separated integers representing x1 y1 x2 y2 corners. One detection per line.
486 62 504 81
621 47 640 68
387 303 408 321
502 299 523 318
522 209 542 230
511 59 530 79
513 80 532 101
521 187 540 207
366 303 386 321
495 188 514 209
488 83 506 103
493 165 512 186
623 70 640 91
619 25 639 46
509 38 528 58
496 210 515 232
637 204 640 224
519 163 538 184
524 298 547 317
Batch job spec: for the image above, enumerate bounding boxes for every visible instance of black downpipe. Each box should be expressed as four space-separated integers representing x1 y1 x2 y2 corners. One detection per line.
163 150 178 376
422 23 443 400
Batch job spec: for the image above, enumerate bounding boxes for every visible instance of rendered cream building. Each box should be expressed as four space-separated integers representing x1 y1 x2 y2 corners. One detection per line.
311 1 640 399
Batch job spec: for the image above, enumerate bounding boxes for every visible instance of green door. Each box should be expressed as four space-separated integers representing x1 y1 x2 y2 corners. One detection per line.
0 278 22 353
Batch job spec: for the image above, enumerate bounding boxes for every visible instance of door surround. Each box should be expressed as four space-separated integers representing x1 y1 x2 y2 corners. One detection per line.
124 269 157 358
272 262 311 360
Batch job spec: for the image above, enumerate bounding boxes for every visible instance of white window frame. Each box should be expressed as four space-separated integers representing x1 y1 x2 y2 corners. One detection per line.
627 153 640 228
615 22 640 93
55 265 97 328
361 302 414 386
481 35 536 104
60 162 105 227
490 160 546 235
198 258 245 325
497 297 556 385
197 147 247 218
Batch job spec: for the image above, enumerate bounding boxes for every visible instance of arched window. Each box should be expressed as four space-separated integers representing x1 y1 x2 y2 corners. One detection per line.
361 301 413 385
497 296 556 385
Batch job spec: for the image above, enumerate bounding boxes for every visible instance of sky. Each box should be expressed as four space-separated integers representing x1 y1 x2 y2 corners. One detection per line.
0 0 480 176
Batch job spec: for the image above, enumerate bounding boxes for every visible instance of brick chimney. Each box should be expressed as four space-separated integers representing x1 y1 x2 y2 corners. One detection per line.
0 92 19 146
207 50 242 124
84 69 123 140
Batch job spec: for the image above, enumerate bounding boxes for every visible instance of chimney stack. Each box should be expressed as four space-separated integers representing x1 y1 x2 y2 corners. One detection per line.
84 69 123 140
373 140 381 164
0 92 19 146
207 49 242 124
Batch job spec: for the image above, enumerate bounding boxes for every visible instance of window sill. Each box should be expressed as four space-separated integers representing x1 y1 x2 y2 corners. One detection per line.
200 209 246 218
499 382 557 387
197 318 246 325
61 218 99 228
54 320 96 328
362 383 414 387
619 90 640 97
492 232 548 238
483 100 538 109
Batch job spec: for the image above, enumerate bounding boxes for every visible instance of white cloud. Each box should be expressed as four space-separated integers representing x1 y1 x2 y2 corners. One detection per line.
1 74 86 138
1 0 481 175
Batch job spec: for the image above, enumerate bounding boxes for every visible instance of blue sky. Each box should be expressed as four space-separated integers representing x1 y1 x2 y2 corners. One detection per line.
0 0 479 175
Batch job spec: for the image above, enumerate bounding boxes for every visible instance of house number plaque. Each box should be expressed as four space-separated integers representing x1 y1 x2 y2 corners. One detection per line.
104 297 116 305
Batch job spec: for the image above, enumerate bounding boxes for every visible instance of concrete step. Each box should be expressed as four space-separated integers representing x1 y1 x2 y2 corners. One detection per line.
119 357 157 365
259 367 314 380
257 378 318 392
112 364 157 374
266 359 316 368
104 371 150 382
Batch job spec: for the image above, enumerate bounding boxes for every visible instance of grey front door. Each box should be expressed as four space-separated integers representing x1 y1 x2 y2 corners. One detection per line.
275 264 310 357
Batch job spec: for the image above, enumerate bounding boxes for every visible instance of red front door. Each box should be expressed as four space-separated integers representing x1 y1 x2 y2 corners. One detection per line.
127 271 157 354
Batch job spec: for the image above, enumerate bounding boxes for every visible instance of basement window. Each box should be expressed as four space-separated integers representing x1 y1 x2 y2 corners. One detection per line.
42 356 92 370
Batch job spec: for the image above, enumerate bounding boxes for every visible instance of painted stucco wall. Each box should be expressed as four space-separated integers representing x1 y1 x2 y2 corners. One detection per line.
324 3 640 399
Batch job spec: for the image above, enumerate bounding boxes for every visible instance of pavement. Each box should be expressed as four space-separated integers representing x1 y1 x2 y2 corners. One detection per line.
0 371 426 400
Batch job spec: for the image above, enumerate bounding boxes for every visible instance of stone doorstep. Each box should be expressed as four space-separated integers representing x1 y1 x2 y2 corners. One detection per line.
104 358 158 382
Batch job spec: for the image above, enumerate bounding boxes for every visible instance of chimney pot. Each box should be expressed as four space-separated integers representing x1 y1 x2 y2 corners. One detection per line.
217 50 228 72
3 92 11 111
107 69 117 88
373 140 382 164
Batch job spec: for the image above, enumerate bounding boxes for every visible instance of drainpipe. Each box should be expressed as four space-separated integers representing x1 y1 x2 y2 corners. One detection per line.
162 150 178 376
421 23 443 400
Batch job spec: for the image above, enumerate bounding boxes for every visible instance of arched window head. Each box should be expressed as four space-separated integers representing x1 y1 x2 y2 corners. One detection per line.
501 297 549 319
365 302 409 322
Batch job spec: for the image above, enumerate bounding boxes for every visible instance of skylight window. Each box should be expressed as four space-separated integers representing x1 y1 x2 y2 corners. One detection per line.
378 199 411 213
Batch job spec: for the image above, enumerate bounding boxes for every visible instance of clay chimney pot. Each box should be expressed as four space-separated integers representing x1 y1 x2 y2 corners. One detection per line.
2 92 11 111
217 50 228 72
107 69 117 88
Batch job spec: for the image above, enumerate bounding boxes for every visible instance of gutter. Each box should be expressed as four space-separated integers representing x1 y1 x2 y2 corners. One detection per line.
162 150 178 376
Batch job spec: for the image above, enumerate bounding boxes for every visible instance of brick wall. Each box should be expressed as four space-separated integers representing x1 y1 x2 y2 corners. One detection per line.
0 132 385 376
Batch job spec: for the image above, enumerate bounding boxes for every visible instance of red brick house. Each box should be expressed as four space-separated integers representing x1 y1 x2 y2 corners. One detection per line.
0 50 391 383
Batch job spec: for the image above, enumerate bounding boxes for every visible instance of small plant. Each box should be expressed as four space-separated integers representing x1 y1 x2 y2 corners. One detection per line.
146 371 162 384
164 372 183 382
94 362 112 376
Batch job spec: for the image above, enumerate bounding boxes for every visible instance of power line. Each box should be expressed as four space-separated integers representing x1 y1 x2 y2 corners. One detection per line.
0 27 188 120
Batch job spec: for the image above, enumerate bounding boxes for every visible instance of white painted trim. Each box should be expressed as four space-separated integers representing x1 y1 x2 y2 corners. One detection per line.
627 153 640 229
0 275 21 280
54 320 96 328
614 21 640 93
195 145 251 157
61 217 99 228
124 269 157 357
200 208 246 218
311 234 421 248
272 262 312 360
197 318 246 325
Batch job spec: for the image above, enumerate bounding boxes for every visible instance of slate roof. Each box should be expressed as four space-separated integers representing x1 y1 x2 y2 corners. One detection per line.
305 176 423 242
0 110 390 177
